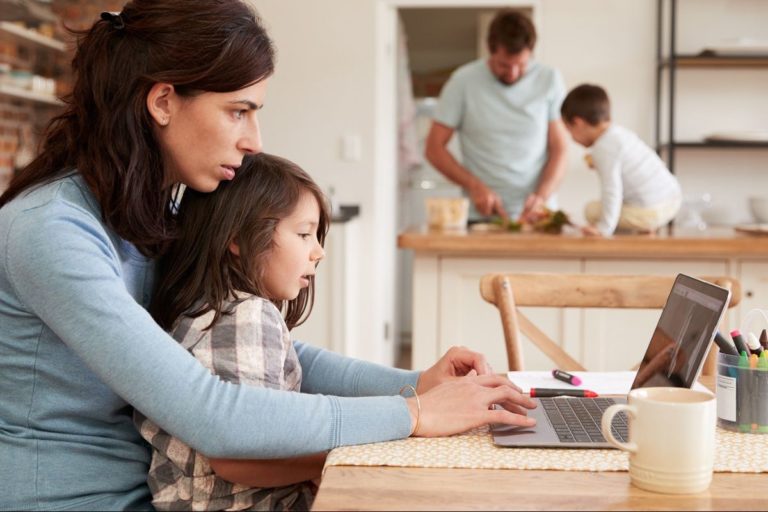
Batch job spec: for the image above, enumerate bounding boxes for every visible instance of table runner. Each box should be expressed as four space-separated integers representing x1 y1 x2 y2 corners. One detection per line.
324 427 767 473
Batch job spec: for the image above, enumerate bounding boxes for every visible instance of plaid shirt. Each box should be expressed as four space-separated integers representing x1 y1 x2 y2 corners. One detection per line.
134 295 314 511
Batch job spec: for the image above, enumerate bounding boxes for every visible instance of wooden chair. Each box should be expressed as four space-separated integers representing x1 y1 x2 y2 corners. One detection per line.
479 273 741 374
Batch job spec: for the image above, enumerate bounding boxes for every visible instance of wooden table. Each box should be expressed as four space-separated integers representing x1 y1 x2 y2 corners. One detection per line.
312 376 768 511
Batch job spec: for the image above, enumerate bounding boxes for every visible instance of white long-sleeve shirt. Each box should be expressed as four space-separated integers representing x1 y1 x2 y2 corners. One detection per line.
589 124 681 235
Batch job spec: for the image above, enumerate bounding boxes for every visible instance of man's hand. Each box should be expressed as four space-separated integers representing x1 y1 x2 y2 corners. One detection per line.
468 181 508 218
519 193 546 223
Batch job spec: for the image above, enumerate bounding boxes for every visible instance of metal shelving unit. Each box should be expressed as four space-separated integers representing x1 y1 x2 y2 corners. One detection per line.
654 0 768 173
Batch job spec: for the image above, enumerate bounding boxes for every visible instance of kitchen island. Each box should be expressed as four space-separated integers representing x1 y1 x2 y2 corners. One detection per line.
398 226 768 371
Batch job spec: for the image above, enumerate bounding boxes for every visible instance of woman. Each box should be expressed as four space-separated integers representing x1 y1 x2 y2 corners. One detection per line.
0 1 535 509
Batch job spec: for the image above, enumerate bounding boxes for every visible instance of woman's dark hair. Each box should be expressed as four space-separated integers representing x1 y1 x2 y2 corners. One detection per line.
0 0 275 257
151 153 331 331
487 9 537 54
561 84 611 125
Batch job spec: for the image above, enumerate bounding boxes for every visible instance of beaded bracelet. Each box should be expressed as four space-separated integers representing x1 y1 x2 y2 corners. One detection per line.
399 384 421 436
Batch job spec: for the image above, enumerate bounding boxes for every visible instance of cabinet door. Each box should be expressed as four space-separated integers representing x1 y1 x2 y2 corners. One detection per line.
439 258 581 371
582 260 729 371
737 261 768 332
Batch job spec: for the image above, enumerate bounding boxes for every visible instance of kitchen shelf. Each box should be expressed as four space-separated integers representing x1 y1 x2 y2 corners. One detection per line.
661 141 768 149
0 21 65 52
654 0 768 172
660 55 768 68
0 84 63 106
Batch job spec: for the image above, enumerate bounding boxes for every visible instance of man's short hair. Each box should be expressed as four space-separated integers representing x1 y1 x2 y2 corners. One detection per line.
487 9 536 54
561 84 611 125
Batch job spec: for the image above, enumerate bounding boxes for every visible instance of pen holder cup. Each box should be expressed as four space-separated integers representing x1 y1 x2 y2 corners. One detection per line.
716 352 768 434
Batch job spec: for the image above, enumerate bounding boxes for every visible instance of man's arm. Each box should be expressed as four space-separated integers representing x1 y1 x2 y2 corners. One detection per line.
521 119 569 220
425 121 507 218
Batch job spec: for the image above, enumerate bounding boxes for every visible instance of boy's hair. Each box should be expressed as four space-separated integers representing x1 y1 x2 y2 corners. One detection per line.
151 153 331 331
561 84 611 126
0 0 274 258
487 9 537 54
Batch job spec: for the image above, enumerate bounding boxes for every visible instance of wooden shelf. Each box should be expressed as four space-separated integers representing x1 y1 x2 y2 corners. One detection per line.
0 84 63 106
0 21 65 52
660 54 768 68
659 140 768 150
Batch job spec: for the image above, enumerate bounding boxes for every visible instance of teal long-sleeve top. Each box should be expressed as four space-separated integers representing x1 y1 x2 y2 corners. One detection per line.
0 173 419 511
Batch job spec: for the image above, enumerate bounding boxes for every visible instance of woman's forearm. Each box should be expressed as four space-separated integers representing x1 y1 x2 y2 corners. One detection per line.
208 453 327 488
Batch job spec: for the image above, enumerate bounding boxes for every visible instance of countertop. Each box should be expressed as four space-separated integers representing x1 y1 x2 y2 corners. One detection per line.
397 226 768 259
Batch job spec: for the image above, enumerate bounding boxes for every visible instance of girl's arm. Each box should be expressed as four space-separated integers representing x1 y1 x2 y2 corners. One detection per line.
208 453 326 488
5 198 411 458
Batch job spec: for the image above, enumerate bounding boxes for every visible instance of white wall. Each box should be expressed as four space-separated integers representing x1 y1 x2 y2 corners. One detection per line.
250 0 768 364
252 0 397 364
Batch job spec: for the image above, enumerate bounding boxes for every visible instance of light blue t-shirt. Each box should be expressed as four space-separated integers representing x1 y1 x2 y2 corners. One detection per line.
0 173 419 510
434 59 565 219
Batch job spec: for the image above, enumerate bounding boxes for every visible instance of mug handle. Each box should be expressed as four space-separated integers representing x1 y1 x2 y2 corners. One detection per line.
601 404 638 452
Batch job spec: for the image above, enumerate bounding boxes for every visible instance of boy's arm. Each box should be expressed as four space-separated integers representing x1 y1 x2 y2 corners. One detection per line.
208 453 327 487
595 160 624 235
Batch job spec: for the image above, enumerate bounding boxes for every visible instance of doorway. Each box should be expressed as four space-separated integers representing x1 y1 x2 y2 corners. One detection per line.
375 0 537 367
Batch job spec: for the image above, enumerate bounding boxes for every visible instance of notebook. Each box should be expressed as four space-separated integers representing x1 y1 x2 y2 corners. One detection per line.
492 274 731 448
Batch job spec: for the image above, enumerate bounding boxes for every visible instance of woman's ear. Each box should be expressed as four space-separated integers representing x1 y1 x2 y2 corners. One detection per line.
228 240 240 256
146 83 176 127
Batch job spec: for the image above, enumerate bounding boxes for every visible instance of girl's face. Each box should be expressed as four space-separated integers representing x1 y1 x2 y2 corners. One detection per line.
152 79 268 192
262 191 325 301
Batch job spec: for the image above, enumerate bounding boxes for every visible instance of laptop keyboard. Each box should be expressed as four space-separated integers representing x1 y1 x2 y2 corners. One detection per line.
540 397 629 444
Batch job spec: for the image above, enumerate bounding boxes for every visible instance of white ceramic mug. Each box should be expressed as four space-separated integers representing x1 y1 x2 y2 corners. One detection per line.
601 387 716 494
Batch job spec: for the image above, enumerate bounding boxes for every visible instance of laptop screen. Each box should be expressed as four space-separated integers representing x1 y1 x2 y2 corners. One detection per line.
631 274 731 390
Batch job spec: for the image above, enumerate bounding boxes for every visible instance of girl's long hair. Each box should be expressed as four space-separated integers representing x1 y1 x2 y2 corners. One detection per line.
151 153 331 331
0 0 275 257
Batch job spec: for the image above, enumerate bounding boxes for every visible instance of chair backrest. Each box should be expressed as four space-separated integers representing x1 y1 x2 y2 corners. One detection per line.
479 273 741 373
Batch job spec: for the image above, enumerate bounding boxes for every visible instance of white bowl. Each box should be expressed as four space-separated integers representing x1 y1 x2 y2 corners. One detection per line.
749 196 768 223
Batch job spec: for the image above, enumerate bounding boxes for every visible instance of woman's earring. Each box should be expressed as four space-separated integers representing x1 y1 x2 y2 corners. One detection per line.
161 117 169 126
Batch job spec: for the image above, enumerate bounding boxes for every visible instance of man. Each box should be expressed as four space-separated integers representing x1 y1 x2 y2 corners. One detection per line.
425 9 568 222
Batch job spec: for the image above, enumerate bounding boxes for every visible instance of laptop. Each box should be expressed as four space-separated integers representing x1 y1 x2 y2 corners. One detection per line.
492 273 731 448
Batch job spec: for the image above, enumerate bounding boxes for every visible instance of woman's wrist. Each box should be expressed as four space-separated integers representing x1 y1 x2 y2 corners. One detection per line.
400 385 421 436
405 397 419 436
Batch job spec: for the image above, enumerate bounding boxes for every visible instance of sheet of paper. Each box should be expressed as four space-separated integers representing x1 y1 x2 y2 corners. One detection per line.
507 371 709 395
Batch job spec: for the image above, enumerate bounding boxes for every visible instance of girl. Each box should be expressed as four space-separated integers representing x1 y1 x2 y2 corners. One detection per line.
0 1 535 508
135 153 330 511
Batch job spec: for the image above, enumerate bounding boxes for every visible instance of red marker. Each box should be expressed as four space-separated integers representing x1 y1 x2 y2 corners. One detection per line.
552 369 582 386
530 388 598 398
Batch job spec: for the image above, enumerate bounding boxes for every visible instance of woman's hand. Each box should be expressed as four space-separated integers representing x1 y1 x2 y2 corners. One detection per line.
406 374 536 437
417 345 503 394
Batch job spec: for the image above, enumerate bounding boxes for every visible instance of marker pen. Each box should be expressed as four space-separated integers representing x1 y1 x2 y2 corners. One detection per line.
737 351 752 433
760 329 768 351
714 331 739 356
731 329 750 356
758 352 768 434
551 369 582 386
747 332 764 356
530 388 598 398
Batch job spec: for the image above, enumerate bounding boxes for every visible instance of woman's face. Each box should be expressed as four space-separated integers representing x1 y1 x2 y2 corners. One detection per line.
154 79 269 192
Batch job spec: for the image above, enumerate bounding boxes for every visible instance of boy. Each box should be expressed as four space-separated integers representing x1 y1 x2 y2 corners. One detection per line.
561 84 681 236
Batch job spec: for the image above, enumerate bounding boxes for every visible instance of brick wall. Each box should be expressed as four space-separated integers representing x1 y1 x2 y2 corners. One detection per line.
0 0 122 194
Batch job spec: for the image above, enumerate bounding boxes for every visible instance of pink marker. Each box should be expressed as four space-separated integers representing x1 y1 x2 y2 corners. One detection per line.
552 369 582 386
